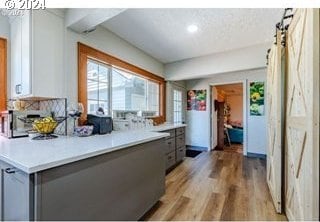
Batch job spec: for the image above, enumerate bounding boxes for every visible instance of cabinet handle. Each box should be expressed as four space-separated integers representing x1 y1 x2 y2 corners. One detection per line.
15 84 22 94
5 168 16 174
168 142 172 145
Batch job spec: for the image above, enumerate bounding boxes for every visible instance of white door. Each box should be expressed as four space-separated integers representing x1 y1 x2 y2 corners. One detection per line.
266 30 283 213
285 8 319 220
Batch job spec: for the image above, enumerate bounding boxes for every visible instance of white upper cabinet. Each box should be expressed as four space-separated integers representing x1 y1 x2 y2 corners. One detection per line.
10 10 64 99
21 11 31 96
11 11 31 97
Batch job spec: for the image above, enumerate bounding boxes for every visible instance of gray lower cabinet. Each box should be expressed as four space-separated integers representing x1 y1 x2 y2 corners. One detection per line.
0 162 33 221
162 127 186 171
165 151 176 169
0 139 166 221
176 146 186 162
165 137 175 154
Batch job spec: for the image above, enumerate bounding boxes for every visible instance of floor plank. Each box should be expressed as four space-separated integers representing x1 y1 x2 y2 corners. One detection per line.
144 150 287 221
163 196 191 221
201 192 225 221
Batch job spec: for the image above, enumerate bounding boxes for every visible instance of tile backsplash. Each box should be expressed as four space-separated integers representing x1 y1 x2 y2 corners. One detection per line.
7 98 70 135
39 99 68 135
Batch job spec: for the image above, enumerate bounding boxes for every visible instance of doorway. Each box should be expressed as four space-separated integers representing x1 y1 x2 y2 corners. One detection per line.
210 81 247 155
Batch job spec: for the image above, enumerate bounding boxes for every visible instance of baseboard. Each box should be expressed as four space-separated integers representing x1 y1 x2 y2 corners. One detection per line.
246 152 267 159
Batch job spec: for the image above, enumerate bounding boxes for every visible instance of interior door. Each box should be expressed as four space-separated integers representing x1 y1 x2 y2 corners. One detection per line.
216 102 225 150
285 9 319 220
266 30 284 213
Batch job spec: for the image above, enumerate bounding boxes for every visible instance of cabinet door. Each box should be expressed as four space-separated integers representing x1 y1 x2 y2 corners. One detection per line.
0 163 32 221
32 10 64 98
176 146 186 162
10 11 31 98
176 134 185 148
10 16 22 97
21 11 31 96
165 151 176 170
165 137 175 154
175 127 185 136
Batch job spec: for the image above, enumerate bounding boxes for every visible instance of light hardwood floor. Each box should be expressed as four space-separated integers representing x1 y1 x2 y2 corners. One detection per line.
142 150 287 221
223 143 243 154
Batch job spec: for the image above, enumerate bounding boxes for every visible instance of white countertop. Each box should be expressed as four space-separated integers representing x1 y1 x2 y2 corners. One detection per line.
0 124 186 174
149 123 187 132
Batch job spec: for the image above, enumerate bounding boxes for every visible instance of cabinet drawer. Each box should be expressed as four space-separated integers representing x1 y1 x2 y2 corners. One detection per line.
165 138 175 154
176 147 186 162
165 151 176 170
175 127 185 136
176 134 185 148
162 129 175 138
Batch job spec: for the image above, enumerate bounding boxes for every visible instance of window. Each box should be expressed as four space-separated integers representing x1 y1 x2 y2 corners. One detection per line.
79 43 165 123
87 59 110 115
112 68 159 116
173 89 182 124
147 81 160 114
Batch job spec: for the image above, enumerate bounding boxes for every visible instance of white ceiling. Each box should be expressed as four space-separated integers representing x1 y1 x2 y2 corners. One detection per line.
101 8 283 63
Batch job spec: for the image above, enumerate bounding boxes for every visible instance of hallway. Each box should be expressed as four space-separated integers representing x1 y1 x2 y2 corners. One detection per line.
143 151 287 221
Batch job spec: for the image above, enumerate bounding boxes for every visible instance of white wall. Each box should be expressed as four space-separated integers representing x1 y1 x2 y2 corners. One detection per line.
0 15 11 98
226 94 243 123
165 43 269 81
186 68 267 155
186 80 211 148
65 26 165 103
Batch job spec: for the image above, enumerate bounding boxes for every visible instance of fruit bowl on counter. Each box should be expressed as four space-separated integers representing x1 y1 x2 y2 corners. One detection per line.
32 117 66 140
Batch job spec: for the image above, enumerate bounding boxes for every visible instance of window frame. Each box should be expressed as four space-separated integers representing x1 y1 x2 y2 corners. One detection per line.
78 42 166 124
86 58 112 115
173 89 183 124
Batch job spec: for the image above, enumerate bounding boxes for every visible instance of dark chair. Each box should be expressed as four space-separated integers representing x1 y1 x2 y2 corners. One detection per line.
227 128 243 144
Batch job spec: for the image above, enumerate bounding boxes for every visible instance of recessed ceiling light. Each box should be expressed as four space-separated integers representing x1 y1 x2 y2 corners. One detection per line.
187 24 198 33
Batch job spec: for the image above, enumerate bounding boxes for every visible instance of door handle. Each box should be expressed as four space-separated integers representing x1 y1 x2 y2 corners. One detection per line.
5 168 16 174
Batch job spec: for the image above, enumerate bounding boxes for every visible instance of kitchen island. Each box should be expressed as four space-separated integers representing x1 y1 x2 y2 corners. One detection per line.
0 130 170 221
0 124 186 221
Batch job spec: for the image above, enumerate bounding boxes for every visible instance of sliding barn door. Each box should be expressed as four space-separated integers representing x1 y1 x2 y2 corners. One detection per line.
266 31 284 213
285 9 319 220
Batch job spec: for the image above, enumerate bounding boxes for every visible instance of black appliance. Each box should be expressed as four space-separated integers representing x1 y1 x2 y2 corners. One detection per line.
87 114 112 134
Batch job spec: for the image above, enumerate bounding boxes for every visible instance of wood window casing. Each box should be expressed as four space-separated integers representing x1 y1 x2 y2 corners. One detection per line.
0 38 7 112
78 42 166 125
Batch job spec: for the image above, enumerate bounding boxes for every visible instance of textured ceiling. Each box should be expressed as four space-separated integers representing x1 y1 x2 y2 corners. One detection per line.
101 8 283 63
